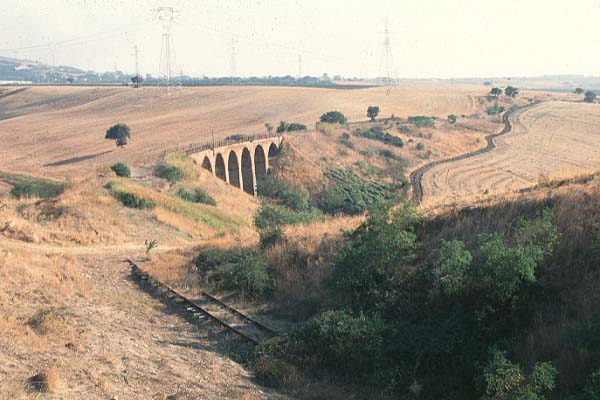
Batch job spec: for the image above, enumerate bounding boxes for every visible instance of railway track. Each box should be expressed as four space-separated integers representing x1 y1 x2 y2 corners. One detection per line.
409 101 540 205
126 258 278 345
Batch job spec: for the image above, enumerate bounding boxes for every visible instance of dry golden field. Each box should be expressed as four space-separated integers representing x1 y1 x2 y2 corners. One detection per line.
0 84 495 177
421 101 600 206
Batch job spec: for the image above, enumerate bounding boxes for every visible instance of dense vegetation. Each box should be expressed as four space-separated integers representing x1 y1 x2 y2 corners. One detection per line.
106 182 155 209
176 187 216 206
110 162 131 177
407 115 435 127
155 163 184 184
251 193 600 399
487 104 506 115
276 121 308 133
320 111 347 124
1 173 65 199
318 169 402 215
354 127 404 147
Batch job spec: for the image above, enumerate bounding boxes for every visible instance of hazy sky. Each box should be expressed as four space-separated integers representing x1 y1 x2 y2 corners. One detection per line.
1 0 599 79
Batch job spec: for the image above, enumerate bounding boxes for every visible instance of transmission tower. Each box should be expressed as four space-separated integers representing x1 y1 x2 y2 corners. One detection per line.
377 19 399 94
154 6 181 93
230 38 237 85
297 54 303 81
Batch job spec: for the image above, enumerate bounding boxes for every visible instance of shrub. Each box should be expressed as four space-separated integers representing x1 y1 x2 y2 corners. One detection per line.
176 187 216 206
448 114 457 124
354 127 404 147
487 105 506 115
276 121 289 133
110 162 131 177
111 189 155 209
430 240 472 296
331 203 422 308
416 142 425 150
318 169 402 215
319 111 347 124
338 133 354 149
155 163 184 184
482 349 557 400
259 226 286 249
209 253 273 299
408 115 435 127
254 355 302 389
256 174 310 212
254 202 322 229
287 123 307 132
289 310 386 375
1 173 65 199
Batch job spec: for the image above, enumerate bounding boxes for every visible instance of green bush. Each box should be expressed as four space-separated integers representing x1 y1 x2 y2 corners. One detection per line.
259 226 286 249
176 187 216 206
487 105 506 115
318 169 402 215
408 115 435 127
331 204 422 308
416 142 425 150
256 174 310 212
354 127 404 147
339 133 355 149
254 202 322 229
155 163 184 184
289 310 385 375
110 162 131 177
482 349 556 400
1 173 65 199
287 123 307 132
448 114 457 124
319 111 347 124
209 253 273 299
584 91 597 103
430 240 472 296
111 190 155 209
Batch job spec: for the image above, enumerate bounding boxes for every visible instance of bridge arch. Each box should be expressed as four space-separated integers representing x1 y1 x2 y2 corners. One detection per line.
215 153 226 181
268 142 279 158
201 155 213 173
228 150 241 188
241 148 254 195
254 145 267 177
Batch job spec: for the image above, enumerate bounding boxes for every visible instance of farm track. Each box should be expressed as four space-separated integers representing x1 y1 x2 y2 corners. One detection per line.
127 258 278 345
0 87 29 100
409 102 539 204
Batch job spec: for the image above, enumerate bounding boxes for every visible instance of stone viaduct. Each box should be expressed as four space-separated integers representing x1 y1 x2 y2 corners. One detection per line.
189 135 283 196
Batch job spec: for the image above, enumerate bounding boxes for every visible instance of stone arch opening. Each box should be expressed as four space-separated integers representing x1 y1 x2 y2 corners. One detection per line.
254 145 267 177
201 156 213 173
228 151 240 188
215 153 226 181
268 142 279 158
241 148 254 195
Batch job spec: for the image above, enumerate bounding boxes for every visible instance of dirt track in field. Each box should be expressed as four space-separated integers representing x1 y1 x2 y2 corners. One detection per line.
421 101 600 206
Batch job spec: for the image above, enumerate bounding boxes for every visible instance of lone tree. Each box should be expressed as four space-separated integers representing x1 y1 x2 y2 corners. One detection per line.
367 106 380 121
504 86 519 98
265 123 273 136
585 91 597 103
320 111 347 124
105 123 131 148
574 87 585 95
489 88 502 98
131 75 143 88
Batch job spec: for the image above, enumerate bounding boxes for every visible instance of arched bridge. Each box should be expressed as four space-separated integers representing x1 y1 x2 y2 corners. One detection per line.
188 134 283 196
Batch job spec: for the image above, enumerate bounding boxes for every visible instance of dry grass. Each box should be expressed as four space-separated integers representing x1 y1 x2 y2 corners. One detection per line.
0 84 529 178
422 101 600 206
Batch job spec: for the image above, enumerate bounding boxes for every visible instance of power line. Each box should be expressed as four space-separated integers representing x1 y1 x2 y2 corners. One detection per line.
154 7 181 93
231 38 237 84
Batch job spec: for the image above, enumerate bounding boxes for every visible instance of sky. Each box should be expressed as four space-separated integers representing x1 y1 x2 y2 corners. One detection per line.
1 0 599 79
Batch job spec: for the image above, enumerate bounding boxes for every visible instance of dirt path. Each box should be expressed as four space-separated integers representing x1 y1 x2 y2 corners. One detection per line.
420 101 600 206
0 241 286 399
